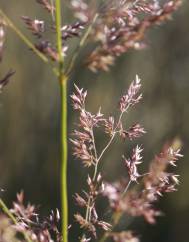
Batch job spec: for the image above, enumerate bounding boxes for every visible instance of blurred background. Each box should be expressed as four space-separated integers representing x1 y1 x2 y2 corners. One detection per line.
0 1 189 241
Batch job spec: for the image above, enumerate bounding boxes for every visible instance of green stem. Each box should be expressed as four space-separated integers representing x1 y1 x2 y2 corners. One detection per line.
60 77 68 242
0 199 32 242
55 0 63 67
55 1 68 242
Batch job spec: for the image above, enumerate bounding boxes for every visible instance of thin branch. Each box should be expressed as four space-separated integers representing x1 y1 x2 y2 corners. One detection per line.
81 128 98 240
91 128 99 181
97 111 124 162
97 133 115 163
122 180 132 196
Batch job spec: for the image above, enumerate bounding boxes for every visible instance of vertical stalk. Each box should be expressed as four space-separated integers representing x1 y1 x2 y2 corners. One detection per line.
60 76 68 242
55 1 68 242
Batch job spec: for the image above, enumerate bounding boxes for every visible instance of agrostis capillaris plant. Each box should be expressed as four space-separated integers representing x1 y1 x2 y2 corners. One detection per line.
0 0 183 242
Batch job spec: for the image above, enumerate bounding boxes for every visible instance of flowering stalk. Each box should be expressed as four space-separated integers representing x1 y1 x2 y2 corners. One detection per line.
55 1 69 242
60 76 68 242
71 75 182 242
71 76 145 241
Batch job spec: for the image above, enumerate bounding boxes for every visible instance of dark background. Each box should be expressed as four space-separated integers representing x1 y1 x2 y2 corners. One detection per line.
0 1 189 241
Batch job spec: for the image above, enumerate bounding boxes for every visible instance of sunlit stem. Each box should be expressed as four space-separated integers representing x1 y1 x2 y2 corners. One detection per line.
55 1 68 242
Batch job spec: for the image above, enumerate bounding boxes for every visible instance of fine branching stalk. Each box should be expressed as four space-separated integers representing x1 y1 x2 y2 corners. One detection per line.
55 1 68 242
71 72 182 241
79 91 137 240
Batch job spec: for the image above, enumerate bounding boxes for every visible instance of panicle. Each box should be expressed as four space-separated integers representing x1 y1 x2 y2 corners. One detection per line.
10 191 62 241
71 77 182 238
22 1 80 62
70 138 93 167
119 75 142 112
74 193 87 207
123 145 143 182
168 147 183 166
71 85 105 167
96 220 111 231
123 145 182 224
144 143 182 189
61 21 85 41
104 116 115 136
21 16 45 38
111 231 140 242
75 213 97 238
36 0 55 14
71 0 91 23
35 40 60 61
103 142 182 225
120 123 146 140
70 84 87 110
87 0 182 72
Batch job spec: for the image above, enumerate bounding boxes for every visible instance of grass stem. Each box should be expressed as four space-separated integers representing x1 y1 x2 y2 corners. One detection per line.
60 76 68 242
55 1 68 242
